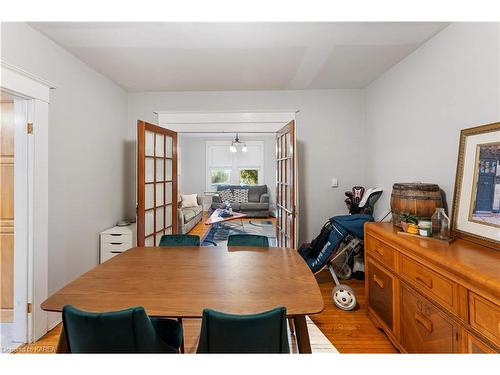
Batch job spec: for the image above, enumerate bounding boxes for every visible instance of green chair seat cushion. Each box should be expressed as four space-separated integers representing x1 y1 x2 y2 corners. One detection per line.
227 234 269 247
62 305 181 353
197 307 289 353
159 234 200 247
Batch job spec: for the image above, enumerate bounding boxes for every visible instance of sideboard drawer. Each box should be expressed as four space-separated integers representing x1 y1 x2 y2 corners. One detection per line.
365 235 395 269
469 292 500 344
400 255 457 313
367 259 394 331
467 333 496 353
401 285 458 353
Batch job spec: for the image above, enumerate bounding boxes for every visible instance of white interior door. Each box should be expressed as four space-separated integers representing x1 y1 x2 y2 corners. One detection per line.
1 91 29 351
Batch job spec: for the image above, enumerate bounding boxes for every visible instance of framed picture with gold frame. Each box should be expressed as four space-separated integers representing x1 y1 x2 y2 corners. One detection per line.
451 122 500 249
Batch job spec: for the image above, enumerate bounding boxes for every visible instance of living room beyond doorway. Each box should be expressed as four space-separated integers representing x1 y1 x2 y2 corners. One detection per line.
177 132 278 246
156 111 298 248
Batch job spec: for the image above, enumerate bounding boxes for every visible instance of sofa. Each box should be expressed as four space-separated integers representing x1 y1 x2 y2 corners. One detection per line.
178 195 203 234
210 185 270 217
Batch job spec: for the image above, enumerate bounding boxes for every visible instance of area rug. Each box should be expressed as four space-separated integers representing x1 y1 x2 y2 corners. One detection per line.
203 219 277 247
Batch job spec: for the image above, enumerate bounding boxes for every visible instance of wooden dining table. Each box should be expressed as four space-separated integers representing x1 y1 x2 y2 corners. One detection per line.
41 246 324 353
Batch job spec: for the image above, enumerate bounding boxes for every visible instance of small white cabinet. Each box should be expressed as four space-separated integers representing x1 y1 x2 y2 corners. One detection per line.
99 224 136 263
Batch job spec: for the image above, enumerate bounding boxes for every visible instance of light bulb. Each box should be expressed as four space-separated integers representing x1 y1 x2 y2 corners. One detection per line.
230 144 237 153
242 144 248 152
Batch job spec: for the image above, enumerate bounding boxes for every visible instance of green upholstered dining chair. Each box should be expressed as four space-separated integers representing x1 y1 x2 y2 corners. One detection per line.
227 234 269 247
159 234 200 247
196 307 289 353
61 305 182 353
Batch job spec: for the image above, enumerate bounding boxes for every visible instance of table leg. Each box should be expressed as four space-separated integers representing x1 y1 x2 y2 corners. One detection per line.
293 315 311 353
178 317 185 354
56 324 69 353
288 318 295 334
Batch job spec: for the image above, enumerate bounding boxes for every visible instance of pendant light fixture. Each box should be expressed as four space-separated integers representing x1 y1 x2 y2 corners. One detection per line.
230 133 247 153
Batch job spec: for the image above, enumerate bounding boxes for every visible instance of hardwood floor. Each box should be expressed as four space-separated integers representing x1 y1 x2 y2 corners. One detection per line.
310 270 398 353
188 211 215 239
14 212 396 354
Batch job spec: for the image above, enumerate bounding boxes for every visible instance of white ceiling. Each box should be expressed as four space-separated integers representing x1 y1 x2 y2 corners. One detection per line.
29 22 448 92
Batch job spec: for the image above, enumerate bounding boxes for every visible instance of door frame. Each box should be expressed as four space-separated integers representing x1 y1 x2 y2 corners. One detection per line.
157 111 299 246
1 61 54 344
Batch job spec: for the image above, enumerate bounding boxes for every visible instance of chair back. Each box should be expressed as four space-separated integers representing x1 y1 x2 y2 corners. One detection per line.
197 307 289 353
227 234 269 247
159 234 200 247
62 305 176 353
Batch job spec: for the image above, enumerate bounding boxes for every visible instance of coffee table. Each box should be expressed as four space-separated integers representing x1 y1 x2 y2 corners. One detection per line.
205 208 247 225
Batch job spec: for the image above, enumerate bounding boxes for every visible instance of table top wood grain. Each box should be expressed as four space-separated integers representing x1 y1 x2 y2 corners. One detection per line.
41 246 324 318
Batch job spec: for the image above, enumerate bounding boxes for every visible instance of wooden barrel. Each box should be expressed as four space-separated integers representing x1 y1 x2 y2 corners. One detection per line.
390 183 443 227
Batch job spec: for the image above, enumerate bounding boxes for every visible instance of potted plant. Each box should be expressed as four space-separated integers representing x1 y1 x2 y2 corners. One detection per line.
400 213 419 234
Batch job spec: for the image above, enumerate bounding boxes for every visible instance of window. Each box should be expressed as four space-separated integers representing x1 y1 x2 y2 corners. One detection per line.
206 140 264 190
239 168 259 185
209 168 231 189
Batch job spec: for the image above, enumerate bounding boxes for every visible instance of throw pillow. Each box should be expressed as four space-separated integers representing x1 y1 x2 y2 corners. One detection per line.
218 189 233 202
233 189 249 203
181 193 199 208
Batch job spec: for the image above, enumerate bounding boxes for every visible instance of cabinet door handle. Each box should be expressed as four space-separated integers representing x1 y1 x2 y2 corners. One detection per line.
415 311 433 333
110 242 124 245
110 251 122 254
415 274 433 289
373 274 385 289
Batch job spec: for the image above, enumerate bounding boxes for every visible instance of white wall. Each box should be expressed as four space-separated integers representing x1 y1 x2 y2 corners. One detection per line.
127 90 365 242
1 23 128 318
178 134 277 209
365 23 500 220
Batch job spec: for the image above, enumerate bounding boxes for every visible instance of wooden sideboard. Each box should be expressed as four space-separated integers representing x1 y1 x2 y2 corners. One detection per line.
364 222 500 353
